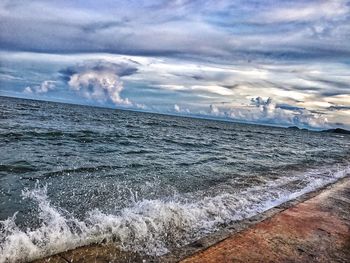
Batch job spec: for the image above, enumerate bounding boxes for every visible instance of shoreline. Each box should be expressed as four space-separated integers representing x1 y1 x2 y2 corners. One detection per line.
179 176 350 262
33 176 350 263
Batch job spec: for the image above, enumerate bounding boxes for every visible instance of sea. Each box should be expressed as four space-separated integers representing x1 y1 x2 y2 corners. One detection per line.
0 96 349 262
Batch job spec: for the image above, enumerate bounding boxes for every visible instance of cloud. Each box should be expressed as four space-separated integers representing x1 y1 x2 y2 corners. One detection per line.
250 96 272 107
23 80 56 94
23 86 32 93
61 60 140 107
173 104 190 114
191 85 234 96
209 104 220 115
258 0 349 23
1 0 350 61
174 104 180 112
209 97 330 129
68 71 131 105
328 105 350 111
3 51 350 129
59 60 138 81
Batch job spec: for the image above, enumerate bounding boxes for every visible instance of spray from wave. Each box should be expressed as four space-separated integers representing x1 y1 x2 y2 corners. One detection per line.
1 165 349 263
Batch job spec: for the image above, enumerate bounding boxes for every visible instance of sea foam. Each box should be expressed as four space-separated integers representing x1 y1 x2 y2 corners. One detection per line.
1 165 349 263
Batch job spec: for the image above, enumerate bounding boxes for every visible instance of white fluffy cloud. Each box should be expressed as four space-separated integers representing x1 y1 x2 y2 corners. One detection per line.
63 61 144 108
24 80 56 94
209 104 220 115
68 71 131 106
174 104 180 112
209 97 329 129
173 104 190 114
259 0 349 23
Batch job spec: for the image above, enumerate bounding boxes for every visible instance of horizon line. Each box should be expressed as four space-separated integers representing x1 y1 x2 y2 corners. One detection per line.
1 94 346 132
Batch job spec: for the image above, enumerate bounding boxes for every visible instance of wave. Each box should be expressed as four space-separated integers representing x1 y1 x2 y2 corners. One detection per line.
163 138 214 148
0 161 36 174
0 165 349 263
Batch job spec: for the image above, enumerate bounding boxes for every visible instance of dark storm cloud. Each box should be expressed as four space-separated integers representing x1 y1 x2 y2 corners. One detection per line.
328 106 350 111
320 91 348 97
276 104 305 111
0 0 350 61
59 60 138 82
310 78 350 90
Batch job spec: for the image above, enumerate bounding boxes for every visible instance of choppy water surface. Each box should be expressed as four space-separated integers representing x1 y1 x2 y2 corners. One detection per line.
1 96 349 262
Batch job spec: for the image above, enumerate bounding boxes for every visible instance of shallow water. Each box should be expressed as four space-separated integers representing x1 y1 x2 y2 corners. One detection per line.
1 96 349 262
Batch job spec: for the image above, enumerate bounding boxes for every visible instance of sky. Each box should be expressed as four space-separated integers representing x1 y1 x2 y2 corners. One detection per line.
0 0 350 130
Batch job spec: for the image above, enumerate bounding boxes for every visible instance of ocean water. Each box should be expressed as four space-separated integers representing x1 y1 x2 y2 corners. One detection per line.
0 96 349 262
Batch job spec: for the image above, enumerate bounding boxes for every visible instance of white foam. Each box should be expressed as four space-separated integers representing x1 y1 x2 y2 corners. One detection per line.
0 165 349 262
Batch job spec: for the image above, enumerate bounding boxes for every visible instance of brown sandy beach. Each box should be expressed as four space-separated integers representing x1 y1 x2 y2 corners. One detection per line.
33 176 350 263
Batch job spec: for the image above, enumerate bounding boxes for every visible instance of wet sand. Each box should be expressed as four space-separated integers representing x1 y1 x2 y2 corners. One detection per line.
33 176 350 263
32 243 155 263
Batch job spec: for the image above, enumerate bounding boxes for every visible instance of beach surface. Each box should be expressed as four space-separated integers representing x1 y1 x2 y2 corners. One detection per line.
33 176 350 263
180 176 350 263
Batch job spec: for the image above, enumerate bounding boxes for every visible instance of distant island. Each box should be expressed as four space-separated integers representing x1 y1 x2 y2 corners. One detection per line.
287 126 350 135
322 128 350 135
287 126 308 131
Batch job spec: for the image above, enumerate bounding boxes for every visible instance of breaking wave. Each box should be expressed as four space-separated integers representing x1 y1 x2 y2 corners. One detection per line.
1 165 349 263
